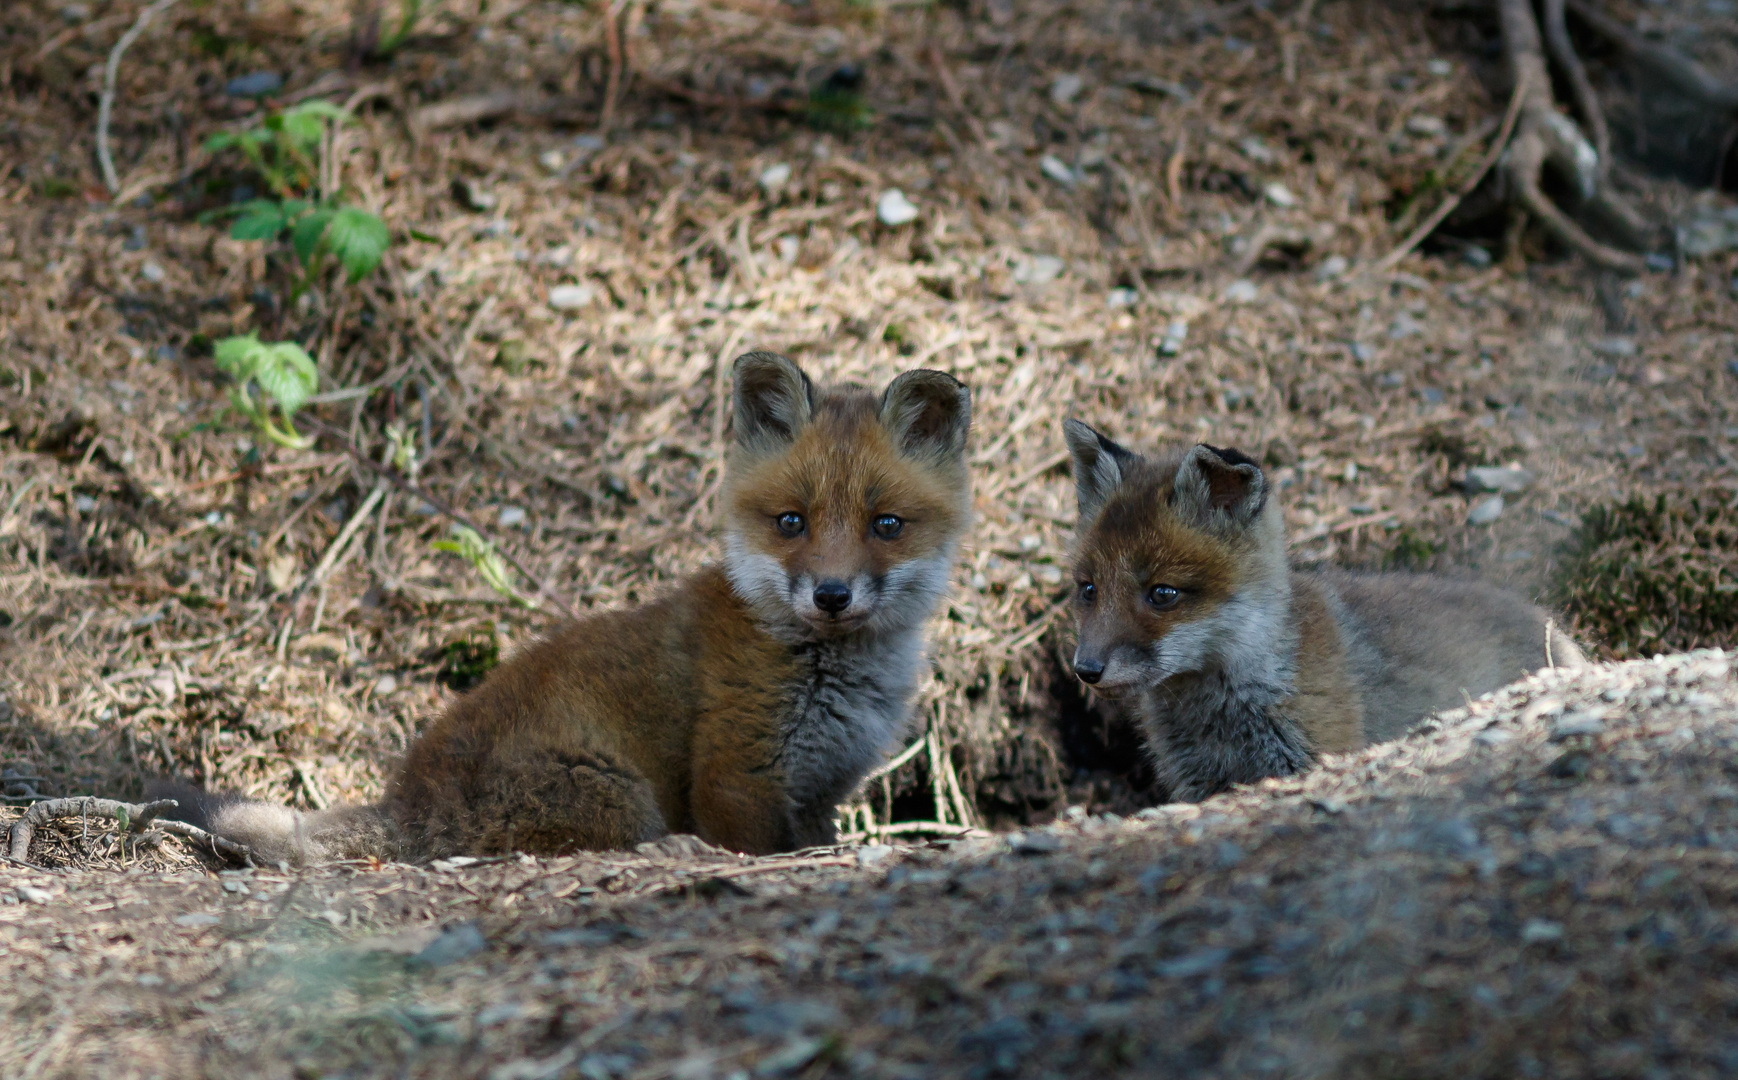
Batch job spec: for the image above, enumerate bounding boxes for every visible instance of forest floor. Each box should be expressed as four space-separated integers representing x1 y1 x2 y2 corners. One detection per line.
0 0 1737 1073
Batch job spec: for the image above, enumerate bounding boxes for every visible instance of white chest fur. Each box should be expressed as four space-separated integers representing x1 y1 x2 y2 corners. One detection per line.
780 625 925 810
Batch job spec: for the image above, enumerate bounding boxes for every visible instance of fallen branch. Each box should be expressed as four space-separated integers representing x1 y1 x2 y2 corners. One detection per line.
8 797 252 867
299 416 581 621
836 821 986 843
97 0 181 195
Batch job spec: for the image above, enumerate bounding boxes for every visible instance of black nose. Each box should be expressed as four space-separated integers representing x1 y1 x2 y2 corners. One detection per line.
813 581 852 614
1074 657 1104 685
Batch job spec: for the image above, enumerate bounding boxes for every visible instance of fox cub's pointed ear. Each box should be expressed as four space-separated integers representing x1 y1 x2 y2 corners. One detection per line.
1173 444 1267 530
880 369 971 460
732 351 814 455
1064 419 1133 521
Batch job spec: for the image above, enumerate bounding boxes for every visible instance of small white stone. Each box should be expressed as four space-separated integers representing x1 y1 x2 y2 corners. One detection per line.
1222 279 1259 304
1012 255 1065 285
1039 155 1077 185
1107 287 1139 307
1467 494 1505 525
776 236 800 263
537 150 565 172
547 284 594 311
1406 114 1446 137
758 162 792 194
141 261 165 284
876 188 919 227
1315 255 1349 280
1049 73 1084 104
497 505 527 527
1035 565 1063 587
373 674 399 697
855 845 895 867
1263 183 1296 208
1521 918 1564 944
16 886 52 905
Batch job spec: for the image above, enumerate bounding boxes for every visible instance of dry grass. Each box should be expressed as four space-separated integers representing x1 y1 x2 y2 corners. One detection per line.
1 0 1736 833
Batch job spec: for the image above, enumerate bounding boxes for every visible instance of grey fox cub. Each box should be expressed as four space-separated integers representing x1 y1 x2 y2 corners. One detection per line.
1062 421 1583 802
154 353 972 863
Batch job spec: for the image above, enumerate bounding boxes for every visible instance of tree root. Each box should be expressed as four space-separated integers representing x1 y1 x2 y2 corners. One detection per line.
8 797 254 867
1495 0 1650 273
1566 0 1738 112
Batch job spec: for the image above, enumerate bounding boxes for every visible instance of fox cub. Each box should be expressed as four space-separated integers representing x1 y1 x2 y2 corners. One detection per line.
166 354 972 863
1062 421 1582 802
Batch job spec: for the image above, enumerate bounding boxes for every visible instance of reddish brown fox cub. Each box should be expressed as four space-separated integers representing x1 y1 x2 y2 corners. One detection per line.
160 354 972 863
1062 420 1583 802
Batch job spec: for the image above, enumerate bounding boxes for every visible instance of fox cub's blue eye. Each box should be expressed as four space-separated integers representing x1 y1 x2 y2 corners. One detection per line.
1147 585 1180 609
1078 582 1096 603
776 512 806 537
871 514 903 539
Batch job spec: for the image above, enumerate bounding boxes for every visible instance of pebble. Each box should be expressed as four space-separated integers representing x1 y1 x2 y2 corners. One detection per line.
413 922 486 968
1157 320 1189 356
1592 336 1636 358
1008 831 1062 856
15 886 52 905
140 261 165 284
759 163 792 195
1012 255 1064 285
1466 494 1504 525
1263 183 1296 208
855 845 895 868
1315 255 1348 280
225 71 283 97
497 506 527 527
1550 710 1606 741
1222 279 1259 304
373 674 399 697
1048 73 1084 104
1521 918 1565 944
548 285 594 311
875 189 919 227
1464 466 1534 494
1038 155 1077 186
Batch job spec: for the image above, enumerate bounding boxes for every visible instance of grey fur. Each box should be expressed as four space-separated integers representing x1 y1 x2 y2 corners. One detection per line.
1318 570 1587 743
1066 428 1583 802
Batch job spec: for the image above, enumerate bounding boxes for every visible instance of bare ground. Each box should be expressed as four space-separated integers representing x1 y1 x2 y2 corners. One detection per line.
2 650 1736 1079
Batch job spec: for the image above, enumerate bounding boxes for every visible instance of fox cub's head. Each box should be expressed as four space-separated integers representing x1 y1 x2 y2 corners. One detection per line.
1063 420 1289 692
723 352 971 636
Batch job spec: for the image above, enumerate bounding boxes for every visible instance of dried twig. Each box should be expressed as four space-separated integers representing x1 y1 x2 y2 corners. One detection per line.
97 0 181 195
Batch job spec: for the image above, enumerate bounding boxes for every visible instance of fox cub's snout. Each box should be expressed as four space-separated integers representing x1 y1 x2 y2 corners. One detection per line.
723 352 972 637
1063 420 1285 694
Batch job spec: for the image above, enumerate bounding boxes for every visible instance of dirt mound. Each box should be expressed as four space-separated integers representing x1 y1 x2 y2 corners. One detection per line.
0 651 1731 1078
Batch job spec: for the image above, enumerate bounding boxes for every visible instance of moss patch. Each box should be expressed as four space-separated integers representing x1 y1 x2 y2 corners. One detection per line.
1557 492 1738 658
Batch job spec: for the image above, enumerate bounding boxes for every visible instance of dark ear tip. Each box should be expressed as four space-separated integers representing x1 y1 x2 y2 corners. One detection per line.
1199 443 1263 472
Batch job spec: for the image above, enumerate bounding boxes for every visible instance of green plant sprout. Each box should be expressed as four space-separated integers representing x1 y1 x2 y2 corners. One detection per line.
213 333 318 450
201 102 392 290
203 100 348 198
433 525 536 609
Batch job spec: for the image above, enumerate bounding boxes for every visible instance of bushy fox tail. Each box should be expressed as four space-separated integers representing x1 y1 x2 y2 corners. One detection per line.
145 780 402 867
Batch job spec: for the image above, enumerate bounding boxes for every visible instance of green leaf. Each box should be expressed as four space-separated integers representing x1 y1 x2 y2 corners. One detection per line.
279 101 350 148
291 208 337 267
213 332 264 378
253 341 319 416
325 207 390 283
228 200 289 240
203 132 241 153
433 526 534 608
